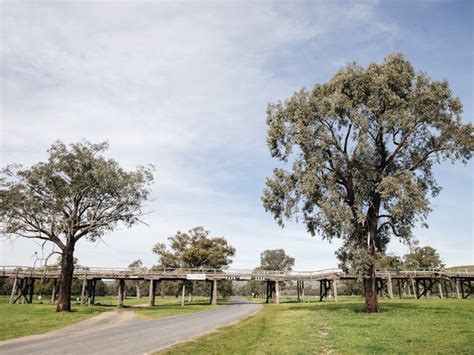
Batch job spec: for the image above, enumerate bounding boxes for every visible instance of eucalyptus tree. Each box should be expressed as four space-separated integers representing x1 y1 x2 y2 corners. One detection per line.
246 249 295 296
262 53 473 312
153 226 236 269
260 249 295 272
404 245 444 269
153 226 236 299
0 141 154 311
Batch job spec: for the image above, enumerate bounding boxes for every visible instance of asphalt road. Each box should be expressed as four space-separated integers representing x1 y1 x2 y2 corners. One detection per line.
0 298 261 354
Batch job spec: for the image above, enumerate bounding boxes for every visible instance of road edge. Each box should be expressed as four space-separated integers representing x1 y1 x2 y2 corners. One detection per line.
149 302 263 354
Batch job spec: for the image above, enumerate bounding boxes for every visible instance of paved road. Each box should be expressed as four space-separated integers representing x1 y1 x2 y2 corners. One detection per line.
0 298 261 354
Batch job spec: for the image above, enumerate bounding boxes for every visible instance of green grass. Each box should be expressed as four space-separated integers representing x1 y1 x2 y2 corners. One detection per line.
0 295 223 341
160 297 474 354
136 296 225 320
0 296 107 341
92 295 150 307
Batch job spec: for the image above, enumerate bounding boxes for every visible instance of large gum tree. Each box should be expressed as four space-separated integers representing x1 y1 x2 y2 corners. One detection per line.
0 141 154 311
262 53 473 313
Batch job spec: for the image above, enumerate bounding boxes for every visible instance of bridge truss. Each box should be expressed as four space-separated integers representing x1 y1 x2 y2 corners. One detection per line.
1 266 473 306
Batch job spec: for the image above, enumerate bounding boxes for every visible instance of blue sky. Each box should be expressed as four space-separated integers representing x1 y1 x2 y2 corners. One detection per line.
1 0 472 269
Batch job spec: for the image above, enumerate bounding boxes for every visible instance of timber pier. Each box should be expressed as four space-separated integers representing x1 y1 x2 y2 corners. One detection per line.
1 265 473 306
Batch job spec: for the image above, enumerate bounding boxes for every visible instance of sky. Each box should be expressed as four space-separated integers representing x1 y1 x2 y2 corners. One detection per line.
0 0 472 270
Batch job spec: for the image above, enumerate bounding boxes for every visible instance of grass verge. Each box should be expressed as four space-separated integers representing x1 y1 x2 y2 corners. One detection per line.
0 296 107 341
0 295 224 341
160 297 474 354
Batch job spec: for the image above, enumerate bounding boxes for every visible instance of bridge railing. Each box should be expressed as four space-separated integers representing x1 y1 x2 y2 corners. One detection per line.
1 265 473 279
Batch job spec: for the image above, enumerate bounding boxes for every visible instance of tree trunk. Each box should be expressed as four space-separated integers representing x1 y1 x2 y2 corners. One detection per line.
364 211 380 313
364 263 379 313
56 243 75 312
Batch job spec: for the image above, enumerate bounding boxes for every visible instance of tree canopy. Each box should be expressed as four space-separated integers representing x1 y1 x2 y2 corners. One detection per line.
259 249 295 272
245 249 295 297
128 259 145 270
0 140 154 311
376 254 403 270
152 226 236 270
404 245 444 269
262 53 473 312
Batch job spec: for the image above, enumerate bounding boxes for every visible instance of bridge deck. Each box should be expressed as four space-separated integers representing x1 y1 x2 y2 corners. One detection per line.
1 266 473 282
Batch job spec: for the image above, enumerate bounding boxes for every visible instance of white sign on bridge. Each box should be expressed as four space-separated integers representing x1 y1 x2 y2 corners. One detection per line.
186 274 207 280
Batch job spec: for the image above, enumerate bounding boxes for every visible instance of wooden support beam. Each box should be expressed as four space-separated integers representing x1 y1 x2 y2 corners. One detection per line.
80 278 87 305
136 281 141 299
296 281 300 302
319 280 326 302
460 279 472 299
12 278 35 304
443 280 449 299
406 280 412 298
16 278 25 304
181 283 185 307
270 281 275 303
376 279 383 298
416 278 436 299
414 279 421 299
211 279 218 305
410 278 416 299
188 281 194 302
87 279 97 304
455 280 461 299
117 279 125 308
331 277 338 302
301 281 305 302
9 276 18 304
274 280 280 304
27 278 35 304
265 280 270 304
438 280 444 299
386 272 393 299
148 278 156 307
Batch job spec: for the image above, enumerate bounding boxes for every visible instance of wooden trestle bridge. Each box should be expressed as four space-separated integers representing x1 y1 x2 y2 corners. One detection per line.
1 265 473 307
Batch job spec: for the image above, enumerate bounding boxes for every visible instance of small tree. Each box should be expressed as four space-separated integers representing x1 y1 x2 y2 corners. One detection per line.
404 245 444 269
246 249 295 297
0 141 154 311
260 249 295 271
153 227 236 298
153 226 236 269
262 53 473 312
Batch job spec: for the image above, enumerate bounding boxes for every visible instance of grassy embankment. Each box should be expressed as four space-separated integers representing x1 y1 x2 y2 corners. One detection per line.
161 296 474 354
0 295 223 341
